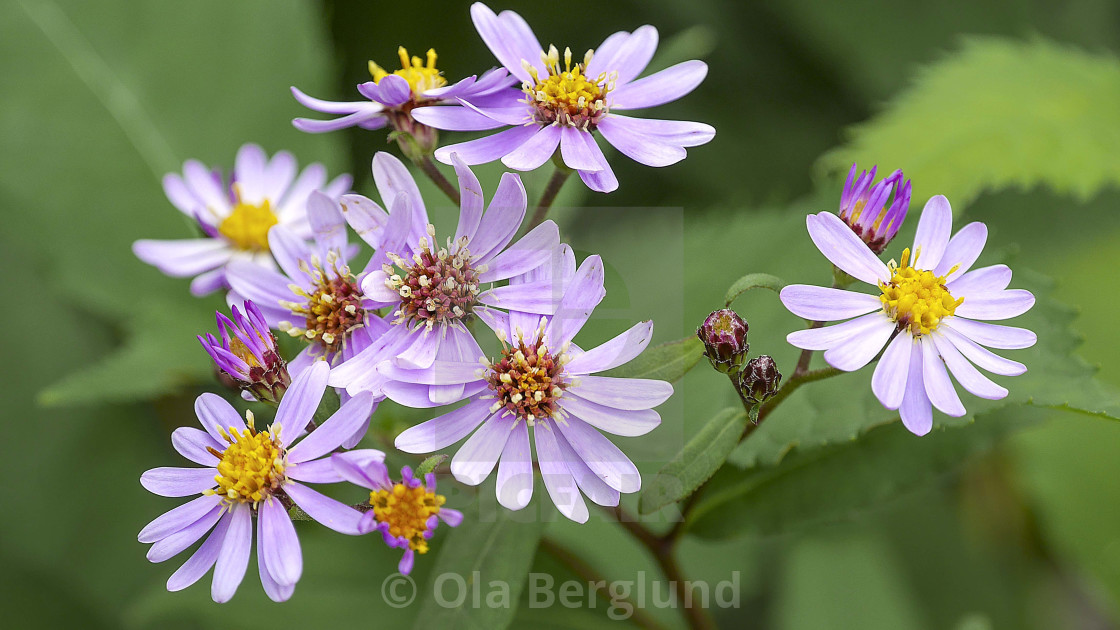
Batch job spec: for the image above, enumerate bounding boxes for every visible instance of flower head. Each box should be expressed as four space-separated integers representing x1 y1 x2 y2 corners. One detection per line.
430 3 715 193
331 453 463 574
292 47 516 159
225 190 388 422
738 355 781 405
139 363 376 602
199 300 290 404
133 143 351 296
390 253 670 522
780 196 1037 435
698 309 749 373
837 164 911 254
326 152 562 404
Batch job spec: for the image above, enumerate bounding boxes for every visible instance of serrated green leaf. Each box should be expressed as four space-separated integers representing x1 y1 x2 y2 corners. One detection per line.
724 272 787 307
603 335 705 382
686 406 1043 540
638 407 748 515
412 503 545 630
820 37 1120 205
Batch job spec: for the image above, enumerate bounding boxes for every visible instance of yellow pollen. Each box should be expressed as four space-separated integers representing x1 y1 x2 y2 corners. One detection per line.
219 198 278 252
878 248 963 336
526 45 610 127
370 483 446 554
229 338 262 369
206 425 285 505
369 46 447 96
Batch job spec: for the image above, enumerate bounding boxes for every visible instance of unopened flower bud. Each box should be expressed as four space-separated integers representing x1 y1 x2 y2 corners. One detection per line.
198 300 291 405
698 309 749 373
738 355 782 405
838 163 911 254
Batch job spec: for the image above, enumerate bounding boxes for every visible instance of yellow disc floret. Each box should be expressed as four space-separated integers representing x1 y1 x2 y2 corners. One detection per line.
525 45 612 128
206 413 285 505
369 47 447 96
879 248 963 336
370 483 446 554
219 198 278 252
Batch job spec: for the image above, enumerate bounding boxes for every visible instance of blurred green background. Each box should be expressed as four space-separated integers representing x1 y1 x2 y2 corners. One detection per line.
4 0 1120 628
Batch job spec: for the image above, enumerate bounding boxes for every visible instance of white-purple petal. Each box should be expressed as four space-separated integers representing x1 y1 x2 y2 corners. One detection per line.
166 510 230 592
940 327 1027 376
780 285 883 322
597 116 686 167
289 391 375 464
479 220 559 282
132 239 234 278
911 195 953 271
559 126 602 171
141 467 217 497
274 361 329 441
560 395 660 437
534 425 589 523
953 289 1035 321
211 503 252 603
935 221 987 278
395 398 493 453
469 171 527 262
546 255 606 344
330 450 391 491
565 320 654 375
501 125 561 171
496 421 534 511
947 264 1012 297
411 104 508 131
898 340 933 436
822 316 894 372
172 427 222 467
871 333 912 410
920 336 966 416
571 376 673 411
435 126 539 166
610 60 708 110
806 212 890 285
284 481 363 535
553 428 621 507
941 317 1036 350
139 494 223 544
930 332 1008 400
450 413 517 485
259 498 302 586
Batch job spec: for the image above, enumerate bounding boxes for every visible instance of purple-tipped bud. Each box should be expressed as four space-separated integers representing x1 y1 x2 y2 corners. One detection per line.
738 355 782 405
198 300 290 404
698 309 749 374
838 163 911 254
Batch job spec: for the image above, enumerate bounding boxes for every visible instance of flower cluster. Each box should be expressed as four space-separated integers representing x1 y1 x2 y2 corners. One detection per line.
135 3 698 600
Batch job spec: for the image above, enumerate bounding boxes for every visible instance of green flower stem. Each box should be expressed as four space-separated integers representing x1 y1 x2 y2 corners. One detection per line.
540 536 670 630
602 505 717 630
415 154 461 206
526 166 571 231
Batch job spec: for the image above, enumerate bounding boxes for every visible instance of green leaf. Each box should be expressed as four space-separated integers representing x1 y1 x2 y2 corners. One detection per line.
686 406 1044 540
820 37 1120 205
603 335 705 382
638 407 749 515
412 503 546 630
724 272 787 307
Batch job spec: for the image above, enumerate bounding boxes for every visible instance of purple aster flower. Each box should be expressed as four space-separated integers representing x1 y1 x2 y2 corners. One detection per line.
327 152 562 404
331 453 463 574
198 300 291 405
428 3 715 193
780 195 1037 436
133 143 351 296
837 164 911 254
292 47 516 158
138 363 376 602
391 253 670 523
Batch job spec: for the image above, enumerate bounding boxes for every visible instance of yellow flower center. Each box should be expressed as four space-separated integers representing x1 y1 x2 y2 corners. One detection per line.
369 47 447 96
370 483 446 553
879 248 963 336
218 199 278 252
205 414 285 505
229 337 263 369
524 45 612 128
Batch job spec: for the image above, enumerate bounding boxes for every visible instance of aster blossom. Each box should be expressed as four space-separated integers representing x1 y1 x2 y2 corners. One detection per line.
431 2 715 193
133 143 351 296
198 300 290 405
780 195 1037 436
293 46 516 158
327 151 562 404
138 363 376 602
331 452 463 574
390 251 671 522
837 163 911 254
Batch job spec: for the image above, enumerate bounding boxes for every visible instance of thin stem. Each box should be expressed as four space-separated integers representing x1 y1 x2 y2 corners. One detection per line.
416 155 460 205
540 537 671 630
603 505 717 630
527 166 571 230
